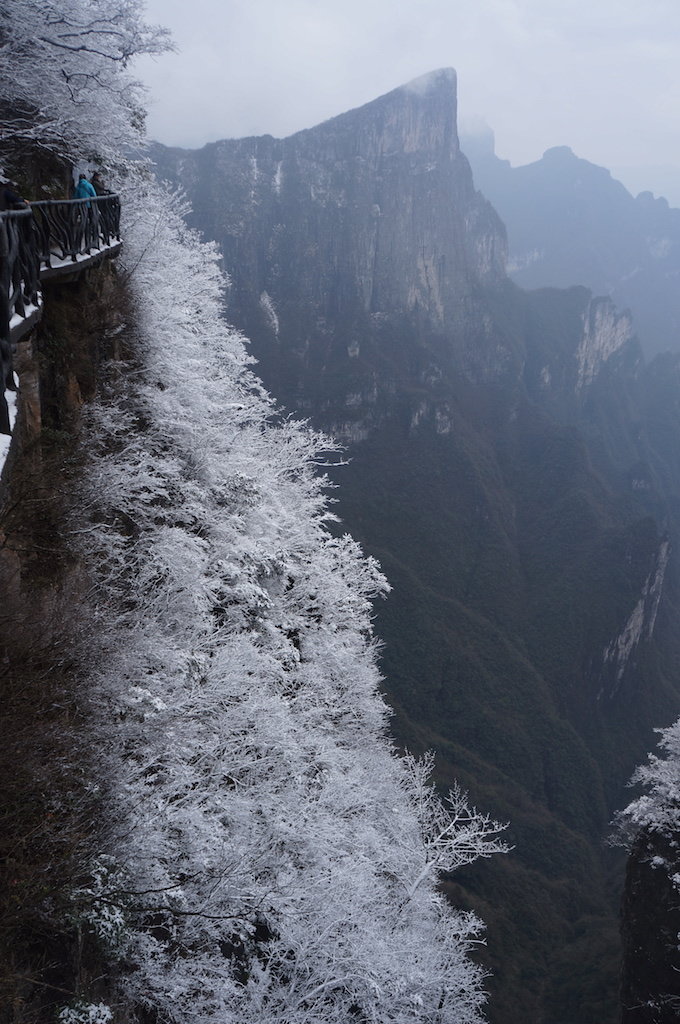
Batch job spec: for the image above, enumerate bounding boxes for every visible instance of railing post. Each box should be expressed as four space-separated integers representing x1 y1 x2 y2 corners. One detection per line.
29 194 120 270
0 216 13 435
0 211 36 435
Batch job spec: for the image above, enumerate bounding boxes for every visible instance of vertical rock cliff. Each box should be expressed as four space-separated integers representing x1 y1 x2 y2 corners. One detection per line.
155 69 512 390
0 261 127 1020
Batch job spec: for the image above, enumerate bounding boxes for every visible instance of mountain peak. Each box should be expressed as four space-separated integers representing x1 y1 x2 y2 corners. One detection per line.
315 67 459 153
542 145 576 161
399 67 457 97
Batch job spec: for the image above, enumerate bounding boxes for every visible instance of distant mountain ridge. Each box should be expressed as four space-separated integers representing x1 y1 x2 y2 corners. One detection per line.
461 128 680 356
149 71 680 1023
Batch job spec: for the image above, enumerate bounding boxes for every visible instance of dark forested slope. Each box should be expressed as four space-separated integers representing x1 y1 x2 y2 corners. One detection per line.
150 70 680 1024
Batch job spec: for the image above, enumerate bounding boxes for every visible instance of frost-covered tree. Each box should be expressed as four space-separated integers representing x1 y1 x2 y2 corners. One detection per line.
0 0 171 169
619 720 680 841
615 721 680 1024
57 180 508 1023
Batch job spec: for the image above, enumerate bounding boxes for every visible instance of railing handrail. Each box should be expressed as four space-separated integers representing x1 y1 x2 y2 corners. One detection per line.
0 207 34 219
0 194 120 215
30 192 121 269
1 206 42 433
30 194 118 209
1 193 122 435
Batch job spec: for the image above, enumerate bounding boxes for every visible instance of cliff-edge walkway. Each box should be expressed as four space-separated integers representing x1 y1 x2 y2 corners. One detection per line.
0 194 121 434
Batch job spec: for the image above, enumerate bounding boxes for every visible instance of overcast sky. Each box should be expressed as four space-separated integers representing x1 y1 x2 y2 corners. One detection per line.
136 0 680 205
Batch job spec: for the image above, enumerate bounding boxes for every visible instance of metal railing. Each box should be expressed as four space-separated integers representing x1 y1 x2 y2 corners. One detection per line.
31 193 121 269
0 207 40 433
0 193 121 435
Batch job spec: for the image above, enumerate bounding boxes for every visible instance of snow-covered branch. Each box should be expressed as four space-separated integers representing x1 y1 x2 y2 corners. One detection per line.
0 0 172 168
615 718 680 844
402 754 509 901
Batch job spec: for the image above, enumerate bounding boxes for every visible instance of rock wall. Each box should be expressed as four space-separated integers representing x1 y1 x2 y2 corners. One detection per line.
0 258 125 1021
621 830 680 1023
152 69 509 381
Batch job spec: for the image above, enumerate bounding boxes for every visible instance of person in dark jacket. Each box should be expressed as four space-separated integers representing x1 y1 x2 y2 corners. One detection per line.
90 172 108 195
0 180 29 211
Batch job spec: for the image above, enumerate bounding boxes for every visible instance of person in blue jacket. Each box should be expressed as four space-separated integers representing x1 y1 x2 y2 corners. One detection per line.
74 173 96 200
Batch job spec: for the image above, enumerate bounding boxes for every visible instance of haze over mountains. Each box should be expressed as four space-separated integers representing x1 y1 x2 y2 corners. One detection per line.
461 127 680 357
149 69 680 1023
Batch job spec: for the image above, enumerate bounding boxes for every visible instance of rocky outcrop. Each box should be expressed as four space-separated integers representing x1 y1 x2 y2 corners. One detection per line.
621 830 680 1023
599 539 670 699
576 298 635 390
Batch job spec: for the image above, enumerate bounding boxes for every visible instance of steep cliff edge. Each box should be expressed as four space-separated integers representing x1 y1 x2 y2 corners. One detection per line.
621 829 680 1023
0 261 127 1019
150 73 680 1024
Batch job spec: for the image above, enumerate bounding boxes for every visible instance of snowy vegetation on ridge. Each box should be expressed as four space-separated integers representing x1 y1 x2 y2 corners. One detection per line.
618 721 680 850
72 178 507 1023
614 719 680 1020
0 0 171 170
2 1 508 1021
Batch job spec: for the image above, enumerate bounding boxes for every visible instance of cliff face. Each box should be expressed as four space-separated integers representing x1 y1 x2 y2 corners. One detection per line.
267 68 506 326
0 261 126 1020
154 70 510 385
150 76 680 1024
